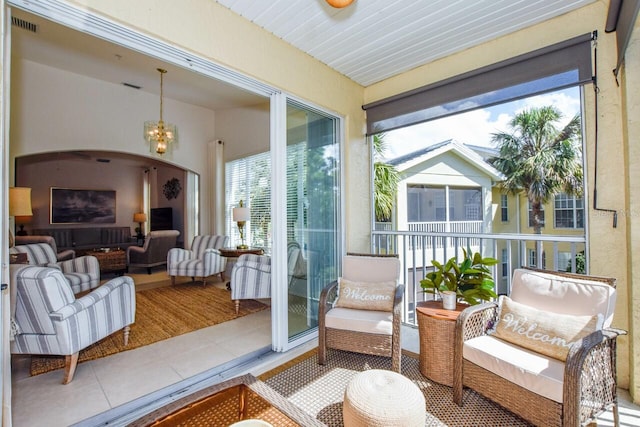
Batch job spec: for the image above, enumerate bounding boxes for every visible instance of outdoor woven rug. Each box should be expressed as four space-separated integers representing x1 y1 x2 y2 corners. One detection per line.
260 349 533 427
30 281 267 376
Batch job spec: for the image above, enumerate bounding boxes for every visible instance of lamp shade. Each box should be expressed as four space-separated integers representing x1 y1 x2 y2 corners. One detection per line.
232 207 250 222
133 212 147 223
9 187 33 216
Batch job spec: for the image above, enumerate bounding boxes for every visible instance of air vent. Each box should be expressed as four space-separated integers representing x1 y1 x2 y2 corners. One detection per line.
11 17 37 33
96 158 111 163
122 82 142 90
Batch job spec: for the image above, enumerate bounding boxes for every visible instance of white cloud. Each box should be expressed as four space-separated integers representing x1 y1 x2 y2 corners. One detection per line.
383 88 581 160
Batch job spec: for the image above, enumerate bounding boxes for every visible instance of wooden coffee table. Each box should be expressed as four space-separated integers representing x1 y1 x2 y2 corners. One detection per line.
85 248 126 276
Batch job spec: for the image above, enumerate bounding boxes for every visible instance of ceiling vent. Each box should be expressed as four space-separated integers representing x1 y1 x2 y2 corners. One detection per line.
11 16 37 33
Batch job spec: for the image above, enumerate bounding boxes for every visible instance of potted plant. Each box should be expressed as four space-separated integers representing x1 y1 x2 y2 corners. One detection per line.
420 248 498 308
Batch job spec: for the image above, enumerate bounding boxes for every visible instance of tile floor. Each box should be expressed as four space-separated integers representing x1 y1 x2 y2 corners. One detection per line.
9 271 640 427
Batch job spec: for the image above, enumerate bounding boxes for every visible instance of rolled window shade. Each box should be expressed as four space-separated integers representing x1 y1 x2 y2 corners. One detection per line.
363 33 594 136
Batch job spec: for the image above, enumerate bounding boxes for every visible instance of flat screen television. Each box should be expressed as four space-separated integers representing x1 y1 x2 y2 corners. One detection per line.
150 207 173 231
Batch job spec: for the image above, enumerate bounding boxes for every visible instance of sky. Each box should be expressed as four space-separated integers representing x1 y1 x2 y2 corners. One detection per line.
383 87 581 160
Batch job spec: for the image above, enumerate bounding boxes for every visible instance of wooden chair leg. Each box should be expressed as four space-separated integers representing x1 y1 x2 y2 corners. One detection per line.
220 272 225 281
63 352 79 384
235 300 240 314
171 276 176 285
123 325 130 346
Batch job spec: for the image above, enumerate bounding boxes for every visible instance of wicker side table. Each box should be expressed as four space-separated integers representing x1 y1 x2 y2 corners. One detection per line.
416 300 467 386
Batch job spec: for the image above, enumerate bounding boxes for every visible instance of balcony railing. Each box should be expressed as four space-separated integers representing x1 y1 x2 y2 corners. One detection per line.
371 229 587 326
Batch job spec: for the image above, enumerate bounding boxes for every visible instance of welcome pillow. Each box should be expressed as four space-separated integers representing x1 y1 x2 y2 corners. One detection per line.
491 296 602 361
334 277 396 312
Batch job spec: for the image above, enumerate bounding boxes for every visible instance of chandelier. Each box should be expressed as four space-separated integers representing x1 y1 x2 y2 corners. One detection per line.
144 68 178 156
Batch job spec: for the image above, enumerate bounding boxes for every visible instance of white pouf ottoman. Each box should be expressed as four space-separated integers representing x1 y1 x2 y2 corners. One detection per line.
343 369 425 427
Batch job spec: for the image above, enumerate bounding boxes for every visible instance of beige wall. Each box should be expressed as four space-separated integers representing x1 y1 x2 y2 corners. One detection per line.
11 0 638 399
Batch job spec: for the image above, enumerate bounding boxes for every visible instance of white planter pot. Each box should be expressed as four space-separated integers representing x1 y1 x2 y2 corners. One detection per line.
441 291 457 310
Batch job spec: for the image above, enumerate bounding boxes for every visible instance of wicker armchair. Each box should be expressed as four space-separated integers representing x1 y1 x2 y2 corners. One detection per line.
318 254 404 372
453 267 625 427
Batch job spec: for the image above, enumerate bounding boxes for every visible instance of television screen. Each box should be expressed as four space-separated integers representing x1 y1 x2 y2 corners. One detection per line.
150 207 173 231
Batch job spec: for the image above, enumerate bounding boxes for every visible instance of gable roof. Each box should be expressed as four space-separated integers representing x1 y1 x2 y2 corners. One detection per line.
387 140 504 182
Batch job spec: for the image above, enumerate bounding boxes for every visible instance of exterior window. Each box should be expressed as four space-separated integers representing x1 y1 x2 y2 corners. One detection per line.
554 194 584 229
527 201 545 228
407 185 445 222
408 185 482 222
501 248 508 277
528 249 536 267
500 194 508 222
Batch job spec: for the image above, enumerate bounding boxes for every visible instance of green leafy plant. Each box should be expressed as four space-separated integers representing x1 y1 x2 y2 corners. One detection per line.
420 248 499 305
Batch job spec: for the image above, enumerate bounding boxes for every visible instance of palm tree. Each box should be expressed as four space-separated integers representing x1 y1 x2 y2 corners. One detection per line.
373 133 399 222
489 106 583 234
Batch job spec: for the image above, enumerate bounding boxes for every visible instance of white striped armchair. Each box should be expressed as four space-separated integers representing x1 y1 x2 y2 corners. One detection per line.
167 235 228 286
11 266 136 384
230 254 271 314
11 243 100 294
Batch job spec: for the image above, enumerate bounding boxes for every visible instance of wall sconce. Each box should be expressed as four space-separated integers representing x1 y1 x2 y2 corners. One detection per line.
232 200 250 249
326 0 355 8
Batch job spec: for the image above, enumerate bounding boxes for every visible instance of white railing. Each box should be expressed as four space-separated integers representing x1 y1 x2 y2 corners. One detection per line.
371 229 587 326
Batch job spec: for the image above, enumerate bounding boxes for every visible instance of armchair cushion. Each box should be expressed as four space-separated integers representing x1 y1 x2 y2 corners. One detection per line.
464 335 565 403
325 307 393 335
334 277 396 312
490 296 601 361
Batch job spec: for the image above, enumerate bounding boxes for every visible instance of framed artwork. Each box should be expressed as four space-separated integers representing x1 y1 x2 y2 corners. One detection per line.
50 188 116 224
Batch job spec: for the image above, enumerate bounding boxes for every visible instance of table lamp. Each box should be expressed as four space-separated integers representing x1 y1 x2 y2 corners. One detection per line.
9 187 33 245
133 212 147 241
232 200 250 249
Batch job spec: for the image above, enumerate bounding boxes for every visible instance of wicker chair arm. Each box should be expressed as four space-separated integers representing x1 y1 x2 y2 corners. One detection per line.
319 280 338 311
562 327 627 426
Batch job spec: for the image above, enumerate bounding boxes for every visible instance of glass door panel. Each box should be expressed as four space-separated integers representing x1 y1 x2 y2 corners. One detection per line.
286 100 340 341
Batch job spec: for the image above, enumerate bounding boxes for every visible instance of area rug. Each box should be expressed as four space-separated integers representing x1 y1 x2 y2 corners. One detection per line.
30 281 267 376
259 349 533 427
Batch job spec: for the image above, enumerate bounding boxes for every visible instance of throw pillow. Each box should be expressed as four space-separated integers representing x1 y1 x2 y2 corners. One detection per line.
490 296 602 361
334 277 396 312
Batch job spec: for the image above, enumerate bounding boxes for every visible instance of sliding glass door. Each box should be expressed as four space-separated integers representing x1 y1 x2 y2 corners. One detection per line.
284 100 341 342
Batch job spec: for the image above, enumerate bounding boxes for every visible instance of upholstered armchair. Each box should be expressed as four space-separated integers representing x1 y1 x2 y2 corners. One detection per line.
127 230 180 274
230 254 271 314
11 243 100 294
318 254 404 372
15 235 76 261
453 267 625 427
167 235 228 286
11 266 136 384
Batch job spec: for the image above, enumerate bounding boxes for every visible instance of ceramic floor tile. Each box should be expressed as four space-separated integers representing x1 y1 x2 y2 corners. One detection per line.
165 343 238 379
94 359 183 407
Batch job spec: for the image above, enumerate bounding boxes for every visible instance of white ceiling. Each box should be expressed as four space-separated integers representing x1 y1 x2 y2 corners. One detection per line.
10 0 597 112
214 0 596 86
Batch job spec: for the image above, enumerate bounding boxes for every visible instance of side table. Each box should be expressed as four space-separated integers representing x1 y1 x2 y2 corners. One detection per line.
416 300 467 386
219 247 265 287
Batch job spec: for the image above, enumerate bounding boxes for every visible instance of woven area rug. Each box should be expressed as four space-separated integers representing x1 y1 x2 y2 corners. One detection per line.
259 349 533 427
30 281 267 376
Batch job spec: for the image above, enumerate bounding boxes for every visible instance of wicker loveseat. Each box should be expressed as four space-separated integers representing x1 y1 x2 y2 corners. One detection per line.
453 267 625 427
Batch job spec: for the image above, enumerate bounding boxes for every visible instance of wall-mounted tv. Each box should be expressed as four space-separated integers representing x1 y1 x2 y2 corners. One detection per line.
150 207 173 231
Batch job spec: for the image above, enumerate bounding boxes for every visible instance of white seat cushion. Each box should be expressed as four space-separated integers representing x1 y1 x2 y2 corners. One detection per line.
325 307 393 335
464 335 565 403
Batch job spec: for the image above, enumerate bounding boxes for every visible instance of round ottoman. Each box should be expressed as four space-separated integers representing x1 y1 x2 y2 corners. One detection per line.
343 369 425 427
